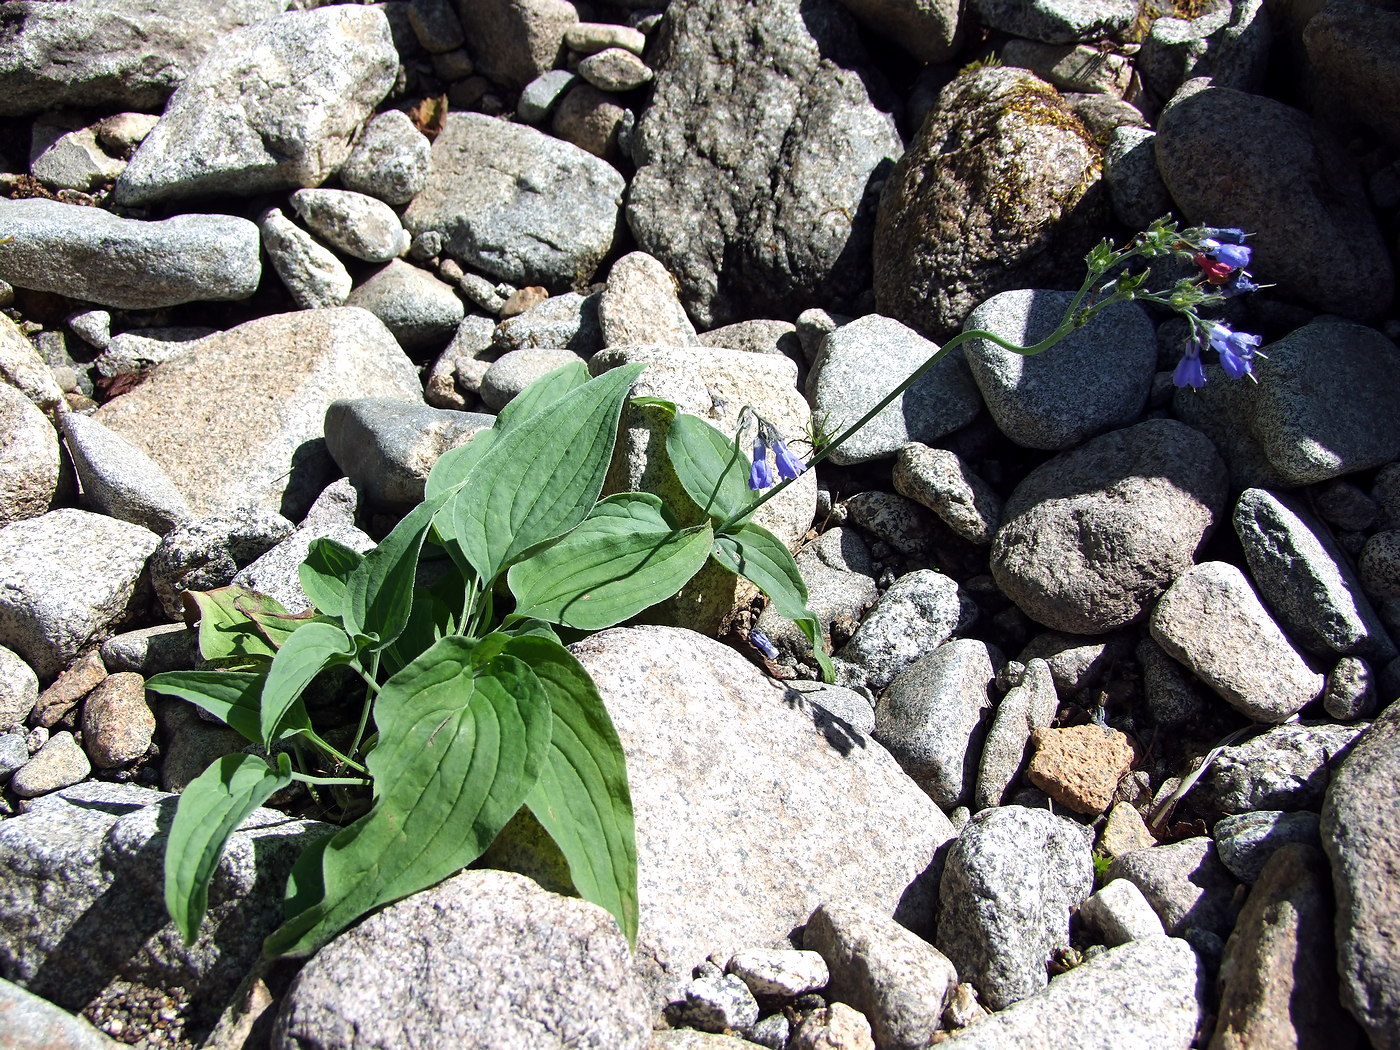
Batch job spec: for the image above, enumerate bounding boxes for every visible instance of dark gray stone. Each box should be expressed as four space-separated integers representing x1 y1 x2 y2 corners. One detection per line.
148 510 296 619
1105 126 1174 230
967 0 1138 43
1198 722 1367 816
1213 810 1322 884
1138 0 1271 100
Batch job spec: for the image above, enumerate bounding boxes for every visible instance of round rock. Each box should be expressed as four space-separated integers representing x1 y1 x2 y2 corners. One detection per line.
345 259 464 352
80 671 154 768
0 383 60 527
339 110 432 206
9 730 90 798
290 188 410 263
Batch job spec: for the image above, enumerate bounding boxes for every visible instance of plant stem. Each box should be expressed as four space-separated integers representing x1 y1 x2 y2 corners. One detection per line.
290 772 372 788
304 732 367 774
346 653 380 764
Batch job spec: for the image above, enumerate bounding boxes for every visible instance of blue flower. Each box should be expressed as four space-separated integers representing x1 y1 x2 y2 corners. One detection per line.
772 438 806 482
1173 345 1207 389
749 629 779 660
749 439 775 490
1220 271 1260 298
1201 239 1252 269
1206 322 1260 379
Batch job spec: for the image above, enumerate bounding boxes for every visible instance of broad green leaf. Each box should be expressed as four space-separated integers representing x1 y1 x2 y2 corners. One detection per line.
147 670 293 744
713 522 834 683
165 752 292 944
503 635 638 946
298 538 363 617
628 396 677 412
262 635 552 958
185 587 300 666
259 622 355 747
508 494 711 629
452 363 646 582
493 360 589 433
342 492 448 647
424 429 497 502
666 413 754 523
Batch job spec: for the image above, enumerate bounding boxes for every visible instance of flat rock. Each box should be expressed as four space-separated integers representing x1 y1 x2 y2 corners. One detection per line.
271 869 649 1050
967 0 1138 43
0 510 158 680
627 0 900 327
59 410 191 535
991 419 1228 634
893 443 1002 545
403 112 624 287
0 199 260 310
1026 724 1137 816
112 5 398 205
92 308 421 519
1200 722 1367 816
289 188 409 263
9 730 90 798
0 383 59 527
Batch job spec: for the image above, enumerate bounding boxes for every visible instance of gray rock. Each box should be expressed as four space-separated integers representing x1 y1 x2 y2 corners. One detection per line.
779 681 876 737
1155 79 1394 321
670 973 760 1033
1018 632 1128 695
565 22 647 55
1214 810 1322 884
9 730 90 797
0 782 327 1026
339 109 432 206
1376 464 1400 530
893 443 1001 545
652 1032 755 1050
1304 0 1400 152
1001 39 1133 96
407 0 465 52
991 419 1228 634
808 315 982 466
973 658 1058 811
550 83 629 160
1325 655 1380 721
480 348 585 411
0 510 158 680
494 292 602 356
1139 0 1270 101
66 310 112 351
837 570 965 694
1150 561 1324 723
1078 879 1166 946
936 805 1094 1009
258 207 352 310
452 0 577 92
834 0 961 62
148 509 296 619
1200 722 1367 816
746 1013 790 1050
1105 837 1240 939
845 491 939 557
59 410 192 536
403 112 624 287
1314 479 1378 533
967 0 1138 43
1105 125 1174 230
874 67 1106 340
29 119 126 193
931 936 1202 1049
0 733 26 777
0 644 39 730
578 47 652 91
92 308 421 519
727 949 828 999
875 638 996 808
99 624 199 677
698 320 801 358
93 327 212 379
80 672 154 768
960 290 1156 450
805 898 957 1050
518 69 579 123
112 6 398 205
627 0 900 327
0 383 59 527
0 199 260 309
0 317 60 416
289 188 409 264
345 259 464 353
271 869 649 1050
0 976 126 1050
1322 698 1400 1048
757 531 878 669
324 398 490 507
1361 531 1400 600
599 252 698 349
0 0 293 117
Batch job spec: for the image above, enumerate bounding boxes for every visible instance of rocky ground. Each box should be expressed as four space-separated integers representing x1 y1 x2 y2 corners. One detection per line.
1 0 1399 1048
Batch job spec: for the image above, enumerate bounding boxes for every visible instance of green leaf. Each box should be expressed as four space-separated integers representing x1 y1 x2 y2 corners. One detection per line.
165 752 293 945
262 635 553 958
185 587 300 666
713 522 834 682
665 413 754 523
147 670 284 745
342 492 447 647
452 363 647 583
259 622 355 747
493 360 590 434
424 429 497 502
501 635 637 945
298 539 363 618
508 493 712 629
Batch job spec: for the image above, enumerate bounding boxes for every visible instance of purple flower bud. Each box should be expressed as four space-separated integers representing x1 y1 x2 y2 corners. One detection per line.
1206 323 1260 379
748 440 775 490
1206 242 1252 269
772 438 806 482
749 629 779 660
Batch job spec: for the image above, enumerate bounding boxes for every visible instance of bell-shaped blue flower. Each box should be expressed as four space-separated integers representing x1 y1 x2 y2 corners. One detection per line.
748 439 775 490
1173 344 1207 388
1202 239 1252 269
1206 323 1260 379
749 629 779 660
772 438 806 482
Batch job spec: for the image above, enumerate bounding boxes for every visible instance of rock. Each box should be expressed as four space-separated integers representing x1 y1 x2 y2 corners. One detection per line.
29 650 106 730
92 308 421 519
407 0 465 52
518 69 579 123
1211 843 1362 1050
271 869 648 1050
1019 632 1128 695
323 398 489 507
0 383 59 527
652 1033 753 1050
967 0 1138 43
627 0 900 327
1001 39 1133 96
100 624 199 678
0 314 64 415
669 972 760 1033
1150 561 1325 723
892 444 1002 545
0 976 126 1050
79 672 154 768
838 571 966 695
92 327 211 379
565 22 647 55
1155 79 1394 321
1105 126 1174 229
936 806 1094 1009
1098 801 1157 859
8 730 90 797
757 531 878 669
1304 0 1400 151
1138 0 1271 100
338 109 432 206
0 645 39 730
1322 698 1400 1048
148 510 296 619
931 936 1202 1049
0 734 26 777
493 292 602 357
0 0 293 117
0 510 158 680
1105 838 1241 939
403 112 623 287
1026 725 1137 817
1200 722 1367 816
805 899 957 1050
974 658 1058 810
578 47 652 91
960 291 1156 450
1214 810 1322 884
834 0 961 62
790 1002 876 1050
112 5 398 205
1324 655 1380 721
598 252 699 349
453 0 578 91
289 188 409 264
552 84 629 159
844 491 939 557
727 949 829 1000
479 347 584 410
0 199 260 309
991 419 1228 634
807 315 982 466
1079 879 1166 946
59 410 192 536
874 67 1106 340
29 118 126 193
1361 531 1400 600
698 320 801 359
1137 635 1211 729
95 112 161 156
258 207 352 310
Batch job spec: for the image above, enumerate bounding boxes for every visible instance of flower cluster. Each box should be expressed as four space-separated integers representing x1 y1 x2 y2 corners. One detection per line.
748 418 806 491
1170 227 1265 389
